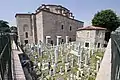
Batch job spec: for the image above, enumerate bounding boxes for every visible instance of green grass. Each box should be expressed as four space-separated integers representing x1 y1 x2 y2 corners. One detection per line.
88 75 95 80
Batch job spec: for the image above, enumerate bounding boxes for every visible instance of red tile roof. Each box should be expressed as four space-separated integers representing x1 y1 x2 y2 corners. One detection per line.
77 26 106 30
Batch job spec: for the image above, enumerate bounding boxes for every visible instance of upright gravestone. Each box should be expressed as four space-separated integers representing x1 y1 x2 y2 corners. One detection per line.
88 47 91 59
54 46 59 64
31 50 34 55
62 55 64 63
60 44 64 57
78 56 80 66
35 45 38 53
41 43 44 57
51 53 54 65
66 55 68 62
60 66 62 74
78 44 83 68
42 62 45 70
91 49 94 55
65 63 69 73
70 74 73 80
49 69 52 76
71 55 74 67
53 63 56 75
38 62 41 69
85 53 88 65
73 74 76 80
66 36 69 44
77 71 80 79
96 60 100 72
37 45 41 56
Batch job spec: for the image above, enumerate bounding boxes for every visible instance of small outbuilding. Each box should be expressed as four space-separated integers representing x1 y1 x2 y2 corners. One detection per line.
76 26 106 49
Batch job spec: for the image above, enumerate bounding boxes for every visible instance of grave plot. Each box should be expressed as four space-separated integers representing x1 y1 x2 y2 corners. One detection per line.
24 42 105 80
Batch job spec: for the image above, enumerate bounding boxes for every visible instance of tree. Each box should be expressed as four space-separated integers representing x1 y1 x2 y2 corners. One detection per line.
10 26 17 34
0 20 10 32
10 26 18 44
92 9 120 31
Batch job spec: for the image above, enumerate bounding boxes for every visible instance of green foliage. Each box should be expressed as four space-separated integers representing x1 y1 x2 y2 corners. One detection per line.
95 51 104 58
10 26 17 34
0 20 10 32
92 9 120 31
88 76 95 80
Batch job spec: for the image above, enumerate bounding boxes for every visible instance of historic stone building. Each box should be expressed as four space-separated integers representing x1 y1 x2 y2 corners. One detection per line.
16 4 84 45
76 26 106 48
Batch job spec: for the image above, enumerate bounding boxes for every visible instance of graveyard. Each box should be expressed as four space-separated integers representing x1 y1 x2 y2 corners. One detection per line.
23 41 105 80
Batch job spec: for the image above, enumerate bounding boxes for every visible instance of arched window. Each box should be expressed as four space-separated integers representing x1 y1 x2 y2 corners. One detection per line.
97 43 100 48
61 39 64 43
51 40 53 45
69 38 72 42
61 25 64 30
25 32 28 38
70 26 72 31
24 40 28 44
85 42 89 47
23 24 29 31
61 39 64 42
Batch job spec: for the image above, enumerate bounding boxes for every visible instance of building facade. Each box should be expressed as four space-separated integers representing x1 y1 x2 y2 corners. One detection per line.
76 26 106 48
16 4 84 45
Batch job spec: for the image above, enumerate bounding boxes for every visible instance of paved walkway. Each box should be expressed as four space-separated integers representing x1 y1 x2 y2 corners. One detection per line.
96 39 111 80
12 41 26 80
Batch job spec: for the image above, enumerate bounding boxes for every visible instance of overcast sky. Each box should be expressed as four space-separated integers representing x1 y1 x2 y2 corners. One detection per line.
0 0 120 26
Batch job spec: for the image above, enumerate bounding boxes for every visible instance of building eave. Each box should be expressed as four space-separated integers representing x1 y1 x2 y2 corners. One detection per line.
77 26 106 31
35 9 84 23
15 13 34 17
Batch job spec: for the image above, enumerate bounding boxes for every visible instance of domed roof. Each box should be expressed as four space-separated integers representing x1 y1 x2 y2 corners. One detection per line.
36 4 69 11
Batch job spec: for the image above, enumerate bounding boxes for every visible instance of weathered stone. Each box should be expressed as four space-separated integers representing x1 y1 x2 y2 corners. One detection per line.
16 4 83 45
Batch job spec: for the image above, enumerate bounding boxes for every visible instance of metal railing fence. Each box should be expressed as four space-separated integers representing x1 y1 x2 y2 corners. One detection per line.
0 32 12 80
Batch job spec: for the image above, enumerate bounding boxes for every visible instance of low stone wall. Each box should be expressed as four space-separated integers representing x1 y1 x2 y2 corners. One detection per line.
95 39 111 80
12 41 26 80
